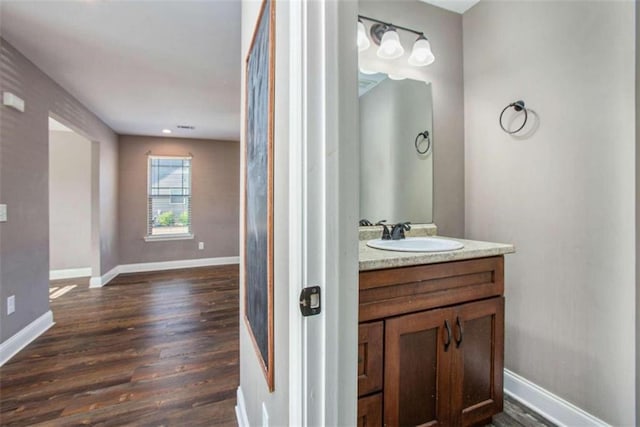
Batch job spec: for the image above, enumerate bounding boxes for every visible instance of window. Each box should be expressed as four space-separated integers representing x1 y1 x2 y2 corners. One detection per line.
146 156 192 240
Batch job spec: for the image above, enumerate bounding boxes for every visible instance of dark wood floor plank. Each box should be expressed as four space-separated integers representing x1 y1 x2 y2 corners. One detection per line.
0 265 240 427
486 395 557 427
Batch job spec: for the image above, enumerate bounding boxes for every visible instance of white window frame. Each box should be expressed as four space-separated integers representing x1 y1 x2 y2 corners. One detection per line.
144 155 194 242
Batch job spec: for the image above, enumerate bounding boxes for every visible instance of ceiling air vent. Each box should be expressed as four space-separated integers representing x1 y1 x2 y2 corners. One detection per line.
177 125 195 130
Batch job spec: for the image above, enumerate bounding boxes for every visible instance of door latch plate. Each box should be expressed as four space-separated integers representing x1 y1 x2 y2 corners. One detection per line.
299 286 321 316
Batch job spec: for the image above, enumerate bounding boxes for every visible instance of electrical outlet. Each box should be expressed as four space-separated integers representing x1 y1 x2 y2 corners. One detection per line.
262 402 269 427
198 242 204 250
7 295 15 315
0 204 7 222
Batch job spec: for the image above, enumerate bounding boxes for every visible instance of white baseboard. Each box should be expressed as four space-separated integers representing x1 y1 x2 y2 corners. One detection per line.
504 369 609 427
89 257 240 288
50 267 92 280
235 386 250 427
0 310 54 366
118 256 240 274
89 266 120 288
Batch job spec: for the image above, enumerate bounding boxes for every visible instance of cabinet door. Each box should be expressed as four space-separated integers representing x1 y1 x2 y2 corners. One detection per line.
358 393 383 427
358 321 384 396
384 308 453 427
451 297 504 426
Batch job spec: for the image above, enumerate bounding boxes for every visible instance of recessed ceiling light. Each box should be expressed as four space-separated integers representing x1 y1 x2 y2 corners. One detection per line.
162 129 172 134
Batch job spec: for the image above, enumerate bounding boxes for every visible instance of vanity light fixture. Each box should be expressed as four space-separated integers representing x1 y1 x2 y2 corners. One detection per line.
357 19 370 52
358 15 435 67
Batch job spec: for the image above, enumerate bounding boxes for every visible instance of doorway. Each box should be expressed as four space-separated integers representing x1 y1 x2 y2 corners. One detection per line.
48 117 94 282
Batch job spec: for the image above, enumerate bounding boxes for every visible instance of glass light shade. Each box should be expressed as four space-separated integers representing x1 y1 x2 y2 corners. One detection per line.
359 67 377 75
357 21 370 52
377 28 404 59
387 73 406 80
408 36 435 66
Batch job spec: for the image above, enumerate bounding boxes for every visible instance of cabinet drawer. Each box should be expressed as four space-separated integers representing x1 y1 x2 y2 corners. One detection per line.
358 321 383 396
359 256 504 322
358 393 382 427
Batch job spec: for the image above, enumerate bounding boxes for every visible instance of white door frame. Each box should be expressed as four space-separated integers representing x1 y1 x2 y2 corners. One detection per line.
287 1 360 425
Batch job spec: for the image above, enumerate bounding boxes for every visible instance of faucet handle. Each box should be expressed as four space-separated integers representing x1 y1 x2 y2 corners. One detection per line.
400 222 411 238
375 220 391 240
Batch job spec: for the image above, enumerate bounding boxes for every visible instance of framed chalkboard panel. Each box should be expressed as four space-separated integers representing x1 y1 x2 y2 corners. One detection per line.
244 0 275 391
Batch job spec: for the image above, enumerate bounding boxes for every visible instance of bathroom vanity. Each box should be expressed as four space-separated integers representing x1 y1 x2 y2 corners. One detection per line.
357 41 514 425
358 228 514 427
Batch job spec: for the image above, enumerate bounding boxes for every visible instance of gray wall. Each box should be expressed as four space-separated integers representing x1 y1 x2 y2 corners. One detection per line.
49 130 92 270
118 135 239 264
463 2 635 424
359 0 464 237
0 38 119 343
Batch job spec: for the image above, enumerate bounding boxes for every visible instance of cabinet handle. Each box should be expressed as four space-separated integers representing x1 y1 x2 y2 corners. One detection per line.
444 320 451 351
455 316 463 348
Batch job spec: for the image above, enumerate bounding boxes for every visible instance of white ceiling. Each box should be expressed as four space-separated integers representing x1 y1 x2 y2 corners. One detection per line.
0 1 241 141
419 0 481 14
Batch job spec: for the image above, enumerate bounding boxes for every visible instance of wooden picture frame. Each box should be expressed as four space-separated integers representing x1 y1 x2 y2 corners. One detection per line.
244 0 275 392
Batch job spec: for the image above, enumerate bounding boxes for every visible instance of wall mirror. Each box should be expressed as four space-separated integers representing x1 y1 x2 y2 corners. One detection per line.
359 72 433 225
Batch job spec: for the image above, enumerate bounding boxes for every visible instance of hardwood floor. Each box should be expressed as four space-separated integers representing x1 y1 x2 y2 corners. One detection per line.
0 264 554 427
488 396 557 427
0 265 239 426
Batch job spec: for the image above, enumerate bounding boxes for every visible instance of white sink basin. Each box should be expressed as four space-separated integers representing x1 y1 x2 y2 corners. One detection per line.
367 237 464 253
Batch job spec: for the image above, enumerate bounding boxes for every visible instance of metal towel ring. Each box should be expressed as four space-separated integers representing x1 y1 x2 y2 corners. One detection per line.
415 130 431 155
499 100 528 134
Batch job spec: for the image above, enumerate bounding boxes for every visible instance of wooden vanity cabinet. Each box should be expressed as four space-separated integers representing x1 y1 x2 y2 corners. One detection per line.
358 256 505 427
